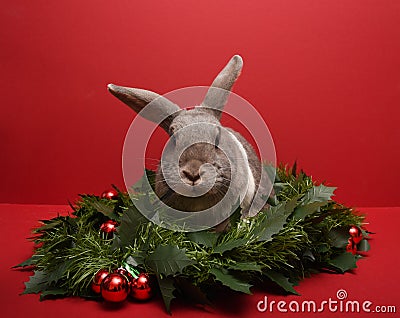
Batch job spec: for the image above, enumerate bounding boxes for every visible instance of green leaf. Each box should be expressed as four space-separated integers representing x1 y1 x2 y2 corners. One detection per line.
87 200 115 218
174 277 211 306
228 205 242 229
39 287 68 301
187 231 219 248
264 164 277 182
22 271 49 295
291 161 297 177
328 228 350 248
254 196 299 242
229 262 262 272
292 185 336 220
303 184 336 203
145 169 156 190
34 217 64 232
357 239 370 252
210 268 252 294
157 275 176 315
293 202 327 220
263 270 299 295
46 261 72 284
328 252 358 273
13 255 41 268
213 238 248 254
146 245 195 276
112 206 147 250
317 243 330 253
125 255 145 268
133 169 156 192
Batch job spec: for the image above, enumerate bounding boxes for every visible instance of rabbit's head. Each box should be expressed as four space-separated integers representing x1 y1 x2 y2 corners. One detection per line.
108 55 250 213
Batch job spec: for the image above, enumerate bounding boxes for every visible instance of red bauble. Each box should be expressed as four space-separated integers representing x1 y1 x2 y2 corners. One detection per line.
346 238 357 255
91 269 110 294
349 226 363 244
101 189 118 200
130 273 153 301
100 220 118 238
101 273 129 302
114 267 134 282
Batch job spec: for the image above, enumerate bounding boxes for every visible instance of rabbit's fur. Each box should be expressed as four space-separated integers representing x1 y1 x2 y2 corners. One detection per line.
108 55 265 224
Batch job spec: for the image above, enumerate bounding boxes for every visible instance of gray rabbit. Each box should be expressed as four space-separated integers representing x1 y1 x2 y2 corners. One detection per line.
108 55 269 229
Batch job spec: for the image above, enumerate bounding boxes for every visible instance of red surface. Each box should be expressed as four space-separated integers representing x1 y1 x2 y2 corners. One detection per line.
1 1 400 206
2 204 399 317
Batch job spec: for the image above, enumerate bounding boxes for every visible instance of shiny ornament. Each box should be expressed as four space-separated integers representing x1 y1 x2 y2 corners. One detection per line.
349 226 363 244
130 273 153 301
114 267 134 282
101 273 129 302
100 220 118 239
91 269 110 294
101 189 118 200
346 238 357 255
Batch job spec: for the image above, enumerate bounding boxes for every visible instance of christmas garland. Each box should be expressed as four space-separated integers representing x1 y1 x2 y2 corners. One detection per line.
15 165 370 314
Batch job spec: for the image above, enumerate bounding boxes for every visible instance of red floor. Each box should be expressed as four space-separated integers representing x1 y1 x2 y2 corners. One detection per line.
2 205 399 318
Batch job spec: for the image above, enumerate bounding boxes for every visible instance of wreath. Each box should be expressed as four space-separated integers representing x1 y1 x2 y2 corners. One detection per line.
15 164 370 314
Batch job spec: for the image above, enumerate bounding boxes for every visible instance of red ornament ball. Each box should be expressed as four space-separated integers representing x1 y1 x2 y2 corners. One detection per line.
114 267 134 282
91 269 110 294
100 220 118 235
101 189 118 200
346 238 357 255
101 273 129 302
349 226 363 244
130 273 153 301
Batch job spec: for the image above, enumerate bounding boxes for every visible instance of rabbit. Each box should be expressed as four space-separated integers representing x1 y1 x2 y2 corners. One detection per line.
108 55 268 229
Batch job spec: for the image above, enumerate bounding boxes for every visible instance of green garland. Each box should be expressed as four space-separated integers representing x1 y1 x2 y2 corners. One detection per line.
15 165 370 313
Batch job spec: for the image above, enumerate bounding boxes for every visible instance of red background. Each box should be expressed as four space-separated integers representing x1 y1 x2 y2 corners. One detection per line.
1 0 400 206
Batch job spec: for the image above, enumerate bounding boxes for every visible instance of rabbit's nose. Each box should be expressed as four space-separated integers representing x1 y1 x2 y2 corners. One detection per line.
182 169 201 186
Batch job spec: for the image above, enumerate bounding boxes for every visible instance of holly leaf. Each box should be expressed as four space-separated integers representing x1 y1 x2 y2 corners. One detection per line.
35 218 63 232
229 262 262 272
13 255 41 268
263 270 299 295
46 261 72 284
112 206 147 250
292 185 336 220
157 275 176 315
328 252 358 273
210 268 252 294
303 184 336 203
133 169 156 192
125 254 145 267
22 271 49 295
328 228 350 248
187 231 220 248
175 277 211 306
264 164 277 183
87 200 115 218
145 169 156 190
146 245 195 276
213 238 248 254
254 196 299 242
302 249 316 262
292 202 327 220
40 287 68 301
357 239 370 252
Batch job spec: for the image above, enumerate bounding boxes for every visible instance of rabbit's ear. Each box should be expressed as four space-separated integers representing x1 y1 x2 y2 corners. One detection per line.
201 55 243 120
108 84 180 131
